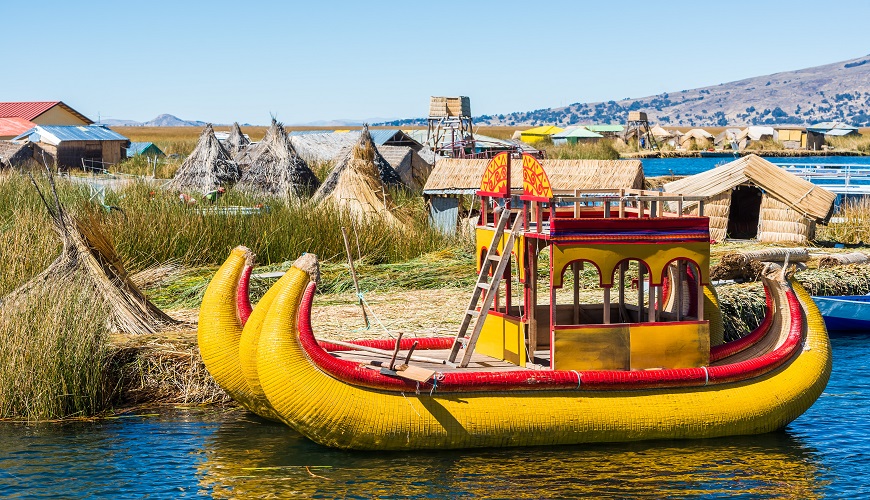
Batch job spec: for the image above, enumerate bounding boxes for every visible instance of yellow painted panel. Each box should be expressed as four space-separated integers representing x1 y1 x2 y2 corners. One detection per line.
552 241 710 287
801 134 806 148
32 105 89 125
552 324 630 371
474 313 526 366
629 321 710 369
475 227 525 281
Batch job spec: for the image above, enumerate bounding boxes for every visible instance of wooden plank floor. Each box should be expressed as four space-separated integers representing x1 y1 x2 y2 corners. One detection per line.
330 348 553 373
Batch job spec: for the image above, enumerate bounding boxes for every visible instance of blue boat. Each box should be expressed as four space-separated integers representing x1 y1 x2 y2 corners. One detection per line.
812 295 870 331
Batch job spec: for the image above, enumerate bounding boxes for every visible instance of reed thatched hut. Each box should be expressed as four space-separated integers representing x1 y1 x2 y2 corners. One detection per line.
679 128 713 150
377 144 433 191
234 120 319 202
423 158 644 233
0 141 33 168
311 127 410 227
663 154 836 244
223 122 250 158
169 124 240 195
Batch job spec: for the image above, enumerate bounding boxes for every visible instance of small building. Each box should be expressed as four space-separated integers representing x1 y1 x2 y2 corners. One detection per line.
663 154 835 244
126 142 164 158
0 101 92 126
714 128 741 148
0 141 33 168
773 126 807 150
736 126 774 150
551 126 603 145
584 124 624 138
806 122 860 150
519 125 564 144
423 158 644 234
679 129 713 150
14 125 129 169
0 117 36 140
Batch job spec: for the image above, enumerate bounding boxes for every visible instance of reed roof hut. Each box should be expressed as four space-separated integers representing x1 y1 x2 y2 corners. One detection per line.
234 120 319 202
377 144 433 191
224 122 250 158
311 127 410 227
169 124 240 195
679 128 713 149
663 154 836 244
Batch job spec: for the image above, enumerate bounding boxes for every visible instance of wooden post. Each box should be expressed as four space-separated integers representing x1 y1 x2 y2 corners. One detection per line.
637 262 645 323
604 198 611 218
341 226 368 327
603 287 611 324
677 261 685 321
528 241 538 359
573 262 580 324
696 264 705 321
619 189 626 218
654 284 662 322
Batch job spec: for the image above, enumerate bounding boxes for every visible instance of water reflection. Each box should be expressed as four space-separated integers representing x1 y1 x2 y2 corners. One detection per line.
198 413 826 498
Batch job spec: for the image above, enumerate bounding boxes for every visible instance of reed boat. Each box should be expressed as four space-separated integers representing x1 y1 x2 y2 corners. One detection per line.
198 153 832 450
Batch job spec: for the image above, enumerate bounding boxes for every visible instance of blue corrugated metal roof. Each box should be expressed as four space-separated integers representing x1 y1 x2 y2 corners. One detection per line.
14 125 128 143
368 129 400 145
552 127 603 139
807 121 859 134
288 130 332 136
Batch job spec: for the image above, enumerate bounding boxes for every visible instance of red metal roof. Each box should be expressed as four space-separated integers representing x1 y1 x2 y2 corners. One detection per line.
0 117 35 137
0 101 92 124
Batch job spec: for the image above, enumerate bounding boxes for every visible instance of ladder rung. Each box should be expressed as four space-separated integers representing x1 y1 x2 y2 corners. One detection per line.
487 254 501 262
477 282 491 290
466 309 480 318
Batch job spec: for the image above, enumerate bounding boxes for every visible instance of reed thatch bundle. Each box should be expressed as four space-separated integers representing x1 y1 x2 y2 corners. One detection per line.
819 252 870 268
711 248 809 281
234 119 320 202
169 124 240 195
757 196 815 244
311 127 411 227
2 172 177 335
224 122 250 158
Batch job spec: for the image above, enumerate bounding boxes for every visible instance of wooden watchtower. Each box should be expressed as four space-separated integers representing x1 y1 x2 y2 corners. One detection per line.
426 96 473 157
625 111 658 151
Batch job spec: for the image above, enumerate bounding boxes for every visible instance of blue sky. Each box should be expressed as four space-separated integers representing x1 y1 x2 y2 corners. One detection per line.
4 0 868 125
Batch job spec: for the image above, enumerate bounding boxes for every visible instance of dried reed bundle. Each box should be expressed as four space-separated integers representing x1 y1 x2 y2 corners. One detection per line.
711 248 809 281
2 170 178 335
757 196 814 244
169 124 240 195
312 127 411 227
234 119 320 202
819 252 870 268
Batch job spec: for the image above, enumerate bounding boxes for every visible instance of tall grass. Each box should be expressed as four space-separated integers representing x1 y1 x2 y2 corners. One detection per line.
535 139 621 160
826 133 870 153
817 197 870 244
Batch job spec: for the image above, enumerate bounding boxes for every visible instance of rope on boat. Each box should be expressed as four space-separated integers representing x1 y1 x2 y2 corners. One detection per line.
355 292 396 338
571 370 581 390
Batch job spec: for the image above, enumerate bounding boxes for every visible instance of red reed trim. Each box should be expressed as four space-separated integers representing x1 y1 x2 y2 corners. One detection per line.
237 265 253 325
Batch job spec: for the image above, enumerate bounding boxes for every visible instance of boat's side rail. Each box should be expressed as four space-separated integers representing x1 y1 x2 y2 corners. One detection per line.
295 278 806 393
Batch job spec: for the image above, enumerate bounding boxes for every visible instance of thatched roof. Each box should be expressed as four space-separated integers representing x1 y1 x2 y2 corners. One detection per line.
377 145 433 191
311 127 410 226
423 158 644 194
650 125 675 139
289 132 358 165
224 122 250 157
169 124 240 194
0 140 32 168
679 128 713 147
234 120 320 202
663 154 836 223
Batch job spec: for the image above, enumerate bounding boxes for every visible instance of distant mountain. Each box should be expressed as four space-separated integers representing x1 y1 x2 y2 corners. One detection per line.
293 117 401 127
100 114 208 127
383 54 870 128
143 114 207 127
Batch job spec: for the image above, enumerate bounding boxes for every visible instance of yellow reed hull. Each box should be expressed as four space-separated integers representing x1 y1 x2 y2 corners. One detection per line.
246 260 831 451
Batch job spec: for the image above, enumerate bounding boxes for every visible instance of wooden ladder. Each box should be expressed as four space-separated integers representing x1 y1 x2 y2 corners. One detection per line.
448 208 524 367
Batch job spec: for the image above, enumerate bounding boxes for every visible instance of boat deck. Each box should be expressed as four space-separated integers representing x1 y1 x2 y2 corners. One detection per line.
330 346 552 373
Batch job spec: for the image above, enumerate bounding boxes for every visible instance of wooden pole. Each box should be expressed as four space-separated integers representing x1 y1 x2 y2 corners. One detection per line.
341 226 368 327
326 339 452 366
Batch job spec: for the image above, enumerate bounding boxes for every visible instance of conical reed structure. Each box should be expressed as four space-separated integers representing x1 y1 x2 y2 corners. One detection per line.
234 119 320 202
169 124 240 194
311 126 411 227
224 122 250 158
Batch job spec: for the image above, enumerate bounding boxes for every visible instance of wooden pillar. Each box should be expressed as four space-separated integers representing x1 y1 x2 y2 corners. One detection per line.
637 262 645 323
572 261 580 324
654 284 662 322
528 241 538 358
619 189 626 218
618 262 626 322
677 261 685 321
603 287 611 324
696 264 705 321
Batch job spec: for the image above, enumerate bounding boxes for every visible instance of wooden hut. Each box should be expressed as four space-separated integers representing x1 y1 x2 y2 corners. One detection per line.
234 120 319 202
663 154 836 244
311 127 410 227
13 125 129 169
169 124 240 195
423 158 645 234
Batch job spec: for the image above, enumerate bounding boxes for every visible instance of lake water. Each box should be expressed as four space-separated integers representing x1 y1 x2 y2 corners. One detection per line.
1 332 867 498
